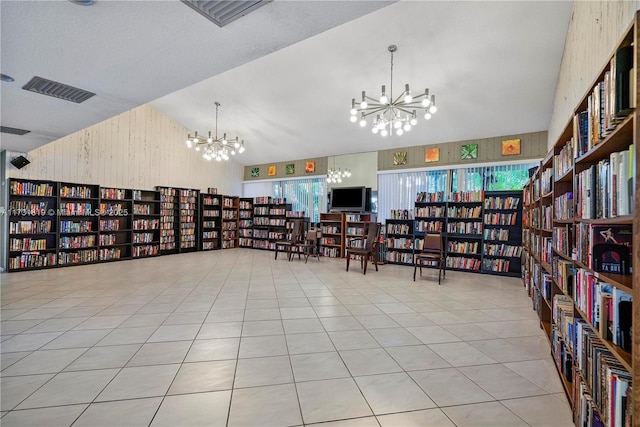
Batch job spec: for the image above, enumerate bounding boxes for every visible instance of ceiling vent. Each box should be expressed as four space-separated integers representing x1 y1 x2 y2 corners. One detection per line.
22 76 96 104
1 126 31 136
181 0 271 27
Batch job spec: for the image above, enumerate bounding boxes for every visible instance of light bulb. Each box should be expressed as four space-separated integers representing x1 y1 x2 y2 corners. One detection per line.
231 149 236 155
326 177 331 183
234 140 240 149
239 141 245 153
186 140 192 148
394 121 402 129
410 117 418 126
396 128 404 136
404 94 412 103
381 129 388 137
350 115 357 123
193 138 199 144
207 137 213 143
380 95 388 104
216 156 222 161
337 178 342 183
429 105 437 114
351 108 357 116
404 123 411 132
360 101 367 109
421 98 430 107
195 146 200 151
377 122 385 130
222 139 227 145
359 119 366 127
424 112 432 120
372 127 379 134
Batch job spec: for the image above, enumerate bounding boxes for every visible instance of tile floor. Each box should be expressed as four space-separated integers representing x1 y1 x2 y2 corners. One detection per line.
0 249 574 426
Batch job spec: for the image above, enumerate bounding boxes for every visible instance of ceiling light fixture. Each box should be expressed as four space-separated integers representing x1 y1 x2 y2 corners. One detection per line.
350 44 438 137
1 74 15 82
185 101 245 161
68 0 95 5
326 168 351 184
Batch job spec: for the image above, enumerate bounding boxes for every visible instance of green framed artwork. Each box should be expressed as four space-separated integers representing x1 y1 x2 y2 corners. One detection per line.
461 144 478 160
250 167 259 178
393 151 407 165
286 163 295 175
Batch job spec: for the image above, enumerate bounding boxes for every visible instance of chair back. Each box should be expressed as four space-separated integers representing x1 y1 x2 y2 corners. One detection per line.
289 219 305 243
364 222 381 251
422 233 443 255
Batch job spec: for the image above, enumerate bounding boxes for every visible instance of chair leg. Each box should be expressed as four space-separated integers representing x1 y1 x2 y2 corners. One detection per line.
413 263 417 281
275 247 278 260
363 257 368 275
373 255 378 272
346 255 350 271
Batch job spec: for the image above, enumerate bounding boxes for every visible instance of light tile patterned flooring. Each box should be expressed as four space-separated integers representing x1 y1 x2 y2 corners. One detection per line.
0 249 574 426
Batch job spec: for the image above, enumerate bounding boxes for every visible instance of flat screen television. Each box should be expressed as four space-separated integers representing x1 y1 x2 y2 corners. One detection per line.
330 186 366 212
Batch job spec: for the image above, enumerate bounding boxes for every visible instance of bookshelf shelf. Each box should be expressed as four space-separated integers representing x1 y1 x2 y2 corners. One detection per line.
574 306 632 371
577 215 634 225
574 261 633 293
575 114 633 165
554 168 573 183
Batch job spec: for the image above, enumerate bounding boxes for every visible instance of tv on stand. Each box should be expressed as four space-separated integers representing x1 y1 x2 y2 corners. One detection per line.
330 186 370 213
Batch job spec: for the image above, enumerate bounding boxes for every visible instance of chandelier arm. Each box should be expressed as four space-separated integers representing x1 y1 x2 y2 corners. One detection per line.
391 93 406 105
364 95 382 103
393 106 419 115
360 107 389 118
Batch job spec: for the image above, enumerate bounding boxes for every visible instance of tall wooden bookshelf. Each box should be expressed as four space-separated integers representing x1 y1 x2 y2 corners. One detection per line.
385 219 415 265
157 186 178 254
58 182 100 266
178 188 199 252
522 15 638 425
319 212 344 257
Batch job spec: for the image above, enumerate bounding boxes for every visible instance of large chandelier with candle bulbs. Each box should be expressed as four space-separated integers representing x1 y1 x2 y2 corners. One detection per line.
185 101 245 161
350 44 438 137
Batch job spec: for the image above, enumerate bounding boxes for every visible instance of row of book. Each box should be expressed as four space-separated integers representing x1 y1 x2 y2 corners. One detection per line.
483 212 518 225
60 186 94 199
10 181 55 197
240 211 252 219
238 230 252 237
254 217 269 226
446 256 481 270
254 207 269 215
482 258 511 273
99 220 121 231
484 228 509 241
386 236 415 250
59 203 94 216
484 244 522 257
574 269 632 351
60 235 96 249
415 206 445 218
133 245 158 257
554 139 574 179
222 222 237 231
239 220 252 228
202 196 220 206
416 191 445 202
100 188 127 200
8 200 50 215
9 238 48 251
447 222 482 235
58 249 98 264
222 211 237 219
448 240 479 254
9 220 53 234
483 196 520 210
239 200 251 209
575 145 634 219
9 252 57 269
416 220 444 232
448 206 481 218
133 233 156 244
553 192 573 220
60 220 92 233
385 251 414 264
133 219 159 230
133 204 153 215
386 223 411 235
389 209 412 219
449 191 484 202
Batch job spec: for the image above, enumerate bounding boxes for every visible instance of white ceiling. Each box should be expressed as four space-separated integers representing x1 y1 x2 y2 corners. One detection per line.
1 1 573 166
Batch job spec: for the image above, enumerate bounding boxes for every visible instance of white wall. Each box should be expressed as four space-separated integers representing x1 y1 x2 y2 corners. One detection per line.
6 104 244 195
327 151 378 191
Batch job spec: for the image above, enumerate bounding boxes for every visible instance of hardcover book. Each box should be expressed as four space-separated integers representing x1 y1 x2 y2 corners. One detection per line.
590 225 632 275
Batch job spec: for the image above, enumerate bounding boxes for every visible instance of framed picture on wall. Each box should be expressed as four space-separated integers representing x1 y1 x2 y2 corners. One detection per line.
502 139 521 156
286 164 295 175
305 161 315 173
425 148 440 163
393 151 407 165
461 144 478 160
250 167 259 178
268 165 276 176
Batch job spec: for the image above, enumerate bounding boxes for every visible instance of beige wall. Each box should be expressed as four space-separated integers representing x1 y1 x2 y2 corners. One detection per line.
327 152 378 191
549 1 640 148
6 104 244 195
378 131 547 171
243 157 328 181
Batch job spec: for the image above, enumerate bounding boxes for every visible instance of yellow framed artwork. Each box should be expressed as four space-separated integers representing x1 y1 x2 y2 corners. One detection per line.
502 139 521 156
425 148 440 163
268 165 276 176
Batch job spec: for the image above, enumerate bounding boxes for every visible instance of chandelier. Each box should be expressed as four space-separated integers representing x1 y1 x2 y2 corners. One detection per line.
326 168 351 184
185 101 245 161
350 45 438 137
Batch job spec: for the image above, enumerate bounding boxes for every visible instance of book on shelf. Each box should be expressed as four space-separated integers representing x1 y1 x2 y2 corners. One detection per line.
590 224 632 275
416 191 445 202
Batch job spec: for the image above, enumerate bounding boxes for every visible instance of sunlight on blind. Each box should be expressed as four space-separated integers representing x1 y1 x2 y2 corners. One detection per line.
273 178 327 223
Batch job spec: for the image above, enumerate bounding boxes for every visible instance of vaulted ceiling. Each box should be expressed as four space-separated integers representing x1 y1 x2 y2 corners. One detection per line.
1 1 573 166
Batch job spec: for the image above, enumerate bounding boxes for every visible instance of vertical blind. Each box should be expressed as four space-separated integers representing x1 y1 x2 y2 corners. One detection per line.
273 177 327 223
378 162 537 223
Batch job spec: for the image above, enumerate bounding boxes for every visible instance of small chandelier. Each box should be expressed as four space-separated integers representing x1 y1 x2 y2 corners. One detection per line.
326 168 351 184
350 44 438 137
185 101 245 161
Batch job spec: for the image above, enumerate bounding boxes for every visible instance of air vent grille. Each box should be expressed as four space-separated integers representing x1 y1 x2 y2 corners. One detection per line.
1 126 31 136
181 0 271 27
22 76 96 103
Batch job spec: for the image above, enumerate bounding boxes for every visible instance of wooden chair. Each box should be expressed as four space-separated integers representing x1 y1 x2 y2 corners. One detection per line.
275 219 305 261
414 233 445 284
345 222 381 275
299 229 321 263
